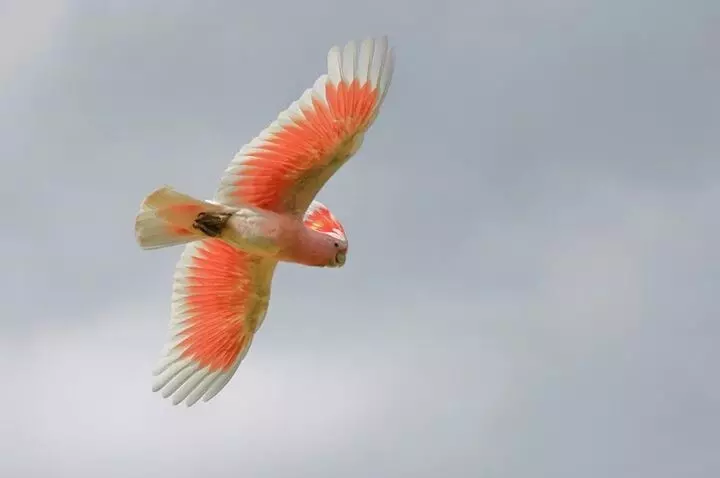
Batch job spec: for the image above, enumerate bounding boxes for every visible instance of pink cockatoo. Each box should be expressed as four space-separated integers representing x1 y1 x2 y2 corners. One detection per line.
134 36 395 406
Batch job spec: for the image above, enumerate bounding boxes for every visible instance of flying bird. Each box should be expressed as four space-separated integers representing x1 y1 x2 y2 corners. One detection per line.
134 36 395 406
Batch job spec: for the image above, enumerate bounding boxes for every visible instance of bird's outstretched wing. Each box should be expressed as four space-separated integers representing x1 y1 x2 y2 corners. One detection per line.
152 239 276 406
214 36 395 215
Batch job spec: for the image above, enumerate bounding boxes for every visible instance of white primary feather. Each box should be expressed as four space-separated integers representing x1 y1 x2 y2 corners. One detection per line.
342 40 357 83
327 46 343 85
356 38 374 84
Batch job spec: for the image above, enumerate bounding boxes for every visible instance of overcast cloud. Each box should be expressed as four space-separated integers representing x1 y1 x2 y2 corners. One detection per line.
1 0 718 476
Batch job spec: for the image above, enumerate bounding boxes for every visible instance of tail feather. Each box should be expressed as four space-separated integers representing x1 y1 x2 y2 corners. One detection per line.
135 186 229 250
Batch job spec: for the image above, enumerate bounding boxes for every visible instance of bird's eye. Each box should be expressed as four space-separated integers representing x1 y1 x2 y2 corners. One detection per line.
333 242 339 248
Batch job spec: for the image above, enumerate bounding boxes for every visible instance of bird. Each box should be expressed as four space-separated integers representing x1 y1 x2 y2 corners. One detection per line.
133 36 395 406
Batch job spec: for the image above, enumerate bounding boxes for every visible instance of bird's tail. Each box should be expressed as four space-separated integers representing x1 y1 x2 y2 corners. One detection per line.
134 186 232 250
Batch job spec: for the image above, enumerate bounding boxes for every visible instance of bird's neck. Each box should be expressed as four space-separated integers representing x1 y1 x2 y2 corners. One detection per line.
280 224 329 267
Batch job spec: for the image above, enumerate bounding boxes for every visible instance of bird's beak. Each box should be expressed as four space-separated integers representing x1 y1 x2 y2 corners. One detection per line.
334 251 346 266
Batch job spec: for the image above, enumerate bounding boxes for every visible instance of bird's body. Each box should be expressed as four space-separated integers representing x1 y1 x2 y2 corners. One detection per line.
134 36 394 406
222 205 347 267
136 186 347 267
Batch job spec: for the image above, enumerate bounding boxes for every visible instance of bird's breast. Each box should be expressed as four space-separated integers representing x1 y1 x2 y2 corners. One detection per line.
222 208 287 257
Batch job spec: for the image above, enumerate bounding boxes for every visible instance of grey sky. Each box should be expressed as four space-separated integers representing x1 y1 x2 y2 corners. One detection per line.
1 0 718 476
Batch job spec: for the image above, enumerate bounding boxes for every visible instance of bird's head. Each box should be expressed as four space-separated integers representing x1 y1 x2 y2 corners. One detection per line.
303 200 348 268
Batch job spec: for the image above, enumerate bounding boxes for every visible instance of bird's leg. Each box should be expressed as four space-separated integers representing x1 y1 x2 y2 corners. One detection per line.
192 212 233 237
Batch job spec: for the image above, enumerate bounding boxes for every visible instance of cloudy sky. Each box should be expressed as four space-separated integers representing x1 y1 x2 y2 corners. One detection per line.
2 0 718 476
